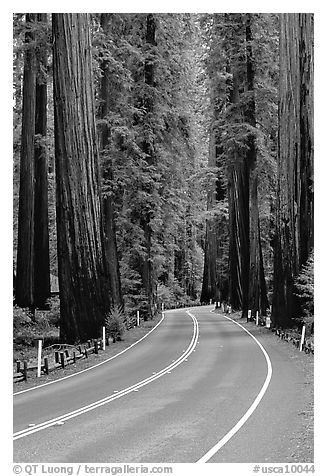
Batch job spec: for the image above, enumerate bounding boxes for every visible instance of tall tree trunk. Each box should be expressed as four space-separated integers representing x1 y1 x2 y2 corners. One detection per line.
245 13 268 316
34 13 50 308
140 13 156 319
16 13 37 308
53 13 111 343
99 13 124 311
227 65 250 317
272 13 314 327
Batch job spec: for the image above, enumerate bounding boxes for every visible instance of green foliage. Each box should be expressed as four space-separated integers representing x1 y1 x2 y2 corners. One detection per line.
294 252 314 317
13 305 33 329
13 301 60 348
105 305 126 340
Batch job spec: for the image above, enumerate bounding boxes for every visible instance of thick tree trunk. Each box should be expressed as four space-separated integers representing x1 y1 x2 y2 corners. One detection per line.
16 13 37 308
245 13 269 316
227 61 250 316
99 13 124 311
53 13 111 343
34 13 50 308
201 130 221 303
272 13 314 327
228 162 249 315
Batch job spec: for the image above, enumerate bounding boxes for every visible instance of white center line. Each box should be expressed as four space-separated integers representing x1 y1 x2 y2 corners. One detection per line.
14 310 199 441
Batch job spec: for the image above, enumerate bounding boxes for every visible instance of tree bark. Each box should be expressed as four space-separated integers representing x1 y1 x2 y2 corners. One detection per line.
140 13 156 319
227 59 250 316
272 13 314 327
34 13 50 308
245 13 269 316
99 13 124 311
201 118 227 304
53 13 111 343
16 13 37 308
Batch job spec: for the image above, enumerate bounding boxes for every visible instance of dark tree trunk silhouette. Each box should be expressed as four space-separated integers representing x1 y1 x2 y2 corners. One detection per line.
227 64 250 317
34 13 50 308
99 13 124 311
245 13 268 316
53 13 111 343
272 13 314 327
201 119 227 304
140 13 156 319
16 13 37 308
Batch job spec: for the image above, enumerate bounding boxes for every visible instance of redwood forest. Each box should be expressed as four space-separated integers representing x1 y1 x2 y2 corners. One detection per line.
13 13 314 346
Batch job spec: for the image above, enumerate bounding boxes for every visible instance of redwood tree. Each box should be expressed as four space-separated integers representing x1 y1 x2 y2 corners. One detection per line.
98 13 124 311
245 13 269 316
16 13 37 308
272 13 314 327
34 13 50 307
53 13 111 342
139 13 157 319
16 13 51 309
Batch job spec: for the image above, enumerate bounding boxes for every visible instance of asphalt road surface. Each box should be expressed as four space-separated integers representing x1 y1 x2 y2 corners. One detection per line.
13 306 311 463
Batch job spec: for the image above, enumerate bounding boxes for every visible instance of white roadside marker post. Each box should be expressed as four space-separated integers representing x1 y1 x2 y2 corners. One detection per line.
256 311 259 326
300 325 306 352
218 301 220 308
161 302 164 311
102 326 106 351
137 310 140 327
266 316 271 328
210 298 212 305
247 310 251 322
36 338 42 378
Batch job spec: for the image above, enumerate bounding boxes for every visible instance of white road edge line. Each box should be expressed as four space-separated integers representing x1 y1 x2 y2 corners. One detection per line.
14 313 166 396
14 310 199 440
196 309 273 463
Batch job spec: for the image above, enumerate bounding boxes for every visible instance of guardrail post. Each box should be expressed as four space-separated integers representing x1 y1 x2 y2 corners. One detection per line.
60 352 65 368
73 351 76 363
300 325 306 352
84 346 88 358
94 339 98 354
102 326 106 350
44 357 49 374
23 361 28 381
55 351 59 363
36 338 42 378
16 361 21 373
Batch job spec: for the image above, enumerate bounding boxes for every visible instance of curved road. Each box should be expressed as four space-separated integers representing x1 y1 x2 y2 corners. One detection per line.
13 306 311 462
